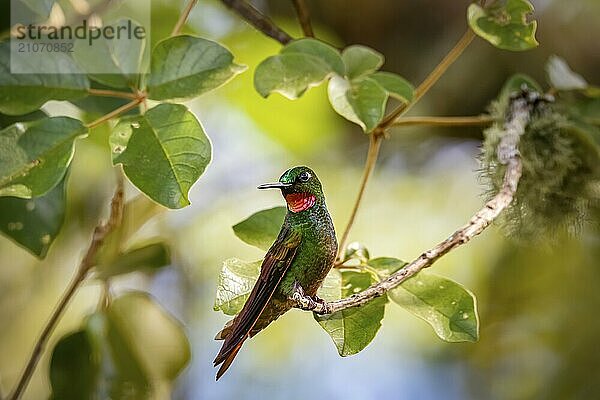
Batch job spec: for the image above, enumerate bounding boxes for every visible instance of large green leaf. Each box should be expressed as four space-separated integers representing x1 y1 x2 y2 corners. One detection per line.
73 19 147 89
315 269 387 356
232 206 286 251
0 173 66 258
96 241 171 279
50 293 190 399
111 103 211 209
0 42 89 115
341 45 384 79
328 75 388 132
0 110 47 129
147 35 245 100
254 38 343 99
545 55 588 91
0 117 87 198
389 272 479 342
467 0 538 51
214 258 262 316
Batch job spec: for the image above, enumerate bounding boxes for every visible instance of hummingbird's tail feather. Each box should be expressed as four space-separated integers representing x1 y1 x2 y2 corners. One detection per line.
215 340 244 380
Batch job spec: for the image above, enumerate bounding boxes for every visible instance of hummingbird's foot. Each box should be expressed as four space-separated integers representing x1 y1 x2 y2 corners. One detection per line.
290 282 331 314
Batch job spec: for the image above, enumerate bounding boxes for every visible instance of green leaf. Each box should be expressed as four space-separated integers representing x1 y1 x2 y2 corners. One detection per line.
50 293 190 399
0 173 66 258
214 258 261 316
254 38 344 99
21 0 54 17
545 55 588 91
370 72 414 102
341 45 384 79
328 75 388 132
232 206 286 251
0 117 87 198
389 272 479 342
73 19 147 89
147 35 245 101
343 242 371 264
367 256 407 278
467 0 538 51
282 38 345 76
111 103 211 209
49 330 99 400
254 53 332 99
107 293 191 382
315 269 387 356
96 242 171 279
0 42 90 115
0 110 47 129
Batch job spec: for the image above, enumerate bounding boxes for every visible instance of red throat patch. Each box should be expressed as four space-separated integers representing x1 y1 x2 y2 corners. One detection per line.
285 193 316 213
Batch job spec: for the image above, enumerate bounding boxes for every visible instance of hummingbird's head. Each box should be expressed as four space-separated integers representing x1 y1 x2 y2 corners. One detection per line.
257 166 323 213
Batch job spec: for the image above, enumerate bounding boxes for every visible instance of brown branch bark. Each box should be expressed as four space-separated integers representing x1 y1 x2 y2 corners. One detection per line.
7 174 125 400
171 0 198 36
291 0 314 37
300 89 548 315
221 0 293 44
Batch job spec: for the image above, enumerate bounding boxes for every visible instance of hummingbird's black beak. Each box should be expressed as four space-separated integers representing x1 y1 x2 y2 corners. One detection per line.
257 182 292 190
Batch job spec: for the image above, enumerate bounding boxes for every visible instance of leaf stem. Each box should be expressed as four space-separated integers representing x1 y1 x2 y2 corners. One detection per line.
221 0 293 44
291 0 314 37
7 175 125 400
392 115 495 128
87 88 138 100
336 28 477 260
85 98 143 129
171 0 199 36
336 133 383 260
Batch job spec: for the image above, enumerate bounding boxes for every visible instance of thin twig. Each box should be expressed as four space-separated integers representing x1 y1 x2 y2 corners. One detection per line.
291 0 314 37
85 98 142 129
8 175 125 400
221 0 293 44
301 89 549 315
392 115 495 128
87 88 138 100
171 0 198 36
336 28 477 259
336 133 383 260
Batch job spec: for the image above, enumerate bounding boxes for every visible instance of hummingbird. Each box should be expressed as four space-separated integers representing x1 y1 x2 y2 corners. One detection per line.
214 166 338 380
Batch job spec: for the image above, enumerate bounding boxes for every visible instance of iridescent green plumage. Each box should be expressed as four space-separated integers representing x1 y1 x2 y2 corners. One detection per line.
214 166 337 379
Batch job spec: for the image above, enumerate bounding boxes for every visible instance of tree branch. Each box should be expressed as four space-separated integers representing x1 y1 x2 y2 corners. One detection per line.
87 88 138 100
301 89 549 315
291 0 314 37
391 115 495 128
7 174 125 400
171 0 198 36
220 0 293 44
85 98 143 129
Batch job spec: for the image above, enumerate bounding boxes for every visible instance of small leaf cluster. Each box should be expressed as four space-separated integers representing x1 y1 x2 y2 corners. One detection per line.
215 208 479 357
481 59 600 239
254 39 414 132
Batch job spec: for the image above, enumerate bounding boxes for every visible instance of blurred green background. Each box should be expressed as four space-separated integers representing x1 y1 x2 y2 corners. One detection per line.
1 0 599 399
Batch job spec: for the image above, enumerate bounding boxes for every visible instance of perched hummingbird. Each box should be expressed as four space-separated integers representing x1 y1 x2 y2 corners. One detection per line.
214 166 337 379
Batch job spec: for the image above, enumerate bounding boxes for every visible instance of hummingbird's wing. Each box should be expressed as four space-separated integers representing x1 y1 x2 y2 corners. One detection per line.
213 224 302 379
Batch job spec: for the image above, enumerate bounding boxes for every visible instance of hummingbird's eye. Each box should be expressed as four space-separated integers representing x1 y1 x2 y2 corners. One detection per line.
298 171 311 182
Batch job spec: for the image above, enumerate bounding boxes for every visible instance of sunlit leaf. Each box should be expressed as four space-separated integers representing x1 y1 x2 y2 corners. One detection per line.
341 45 384 79
389 272 479 342
0 117 87 198
111 103 211 209
282 38 345 76
0 42 89 115
0 173 66 258
545 55 588 91
328 75 388 132
468 0 538 51
367 256 407 278
73 19 147 89
315 269 387 356
232 206 286 251
214 258 261 316
96 241 171 279
147 35 246 100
